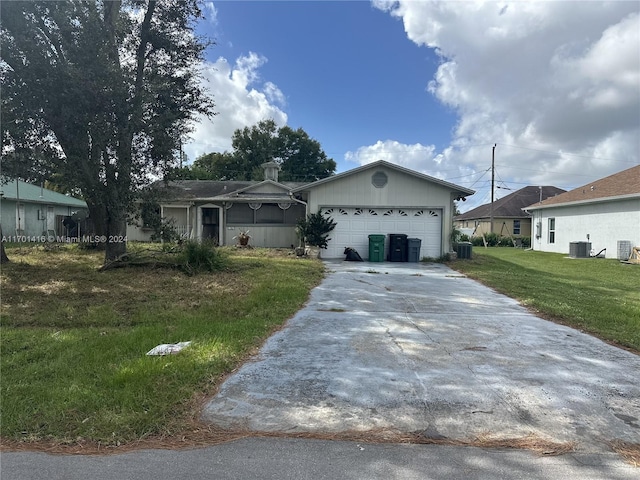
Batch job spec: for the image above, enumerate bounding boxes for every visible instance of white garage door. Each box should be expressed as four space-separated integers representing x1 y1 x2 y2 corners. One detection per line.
320 207 442 260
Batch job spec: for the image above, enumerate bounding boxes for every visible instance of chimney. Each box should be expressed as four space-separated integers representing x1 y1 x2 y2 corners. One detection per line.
261 160 281 182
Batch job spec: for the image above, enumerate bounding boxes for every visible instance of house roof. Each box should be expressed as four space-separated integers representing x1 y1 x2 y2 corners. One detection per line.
525 164 640 211
291 160 475 199
455 186 566 220
153 179 307 202
0 180 87 208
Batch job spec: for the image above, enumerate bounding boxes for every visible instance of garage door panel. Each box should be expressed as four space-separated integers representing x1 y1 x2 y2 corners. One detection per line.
350 220 366 230
365 220 382 230
321 207 442 259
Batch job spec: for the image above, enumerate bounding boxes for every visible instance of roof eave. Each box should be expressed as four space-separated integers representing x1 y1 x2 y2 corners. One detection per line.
525 192 640 211
291 160 475 196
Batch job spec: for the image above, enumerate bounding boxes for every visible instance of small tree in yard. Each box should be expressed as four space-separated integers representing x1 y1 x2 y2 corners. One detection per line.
296 211 337 250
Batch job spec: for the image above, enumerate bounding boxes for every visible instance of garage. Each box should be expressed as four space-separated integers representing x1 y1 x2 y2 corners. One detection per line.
291 160 474 261
320 207 442 260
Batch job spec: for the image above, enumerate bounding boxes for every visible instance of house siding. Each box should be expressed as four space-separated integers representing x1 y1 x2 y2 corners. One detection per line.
455 217 533 238
224 225 298 248
1 199 80 238
530 198 640 258
306 166 452 209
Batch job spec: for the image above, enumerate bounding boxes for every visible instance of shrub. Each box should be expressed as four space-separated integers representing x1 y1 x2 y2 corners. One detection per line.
180 240 226 274
471 236 485 247
296 211 337 249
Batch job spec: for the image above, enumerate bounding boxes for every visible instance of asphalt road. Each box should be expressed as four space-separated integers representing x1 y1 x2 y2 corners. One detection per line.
2 437 638 480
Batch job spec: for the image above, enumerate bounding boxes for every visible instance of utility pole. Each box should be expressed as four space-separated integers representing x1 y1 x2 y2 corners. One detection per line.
489 144 496 234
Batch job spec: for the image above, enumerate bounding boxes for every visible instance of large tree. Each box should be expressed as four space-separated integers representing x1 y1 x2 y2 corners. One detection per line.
278 126 335 182
230 119 281 181
191 151 236 180
1 1 214 261
193 120 336 182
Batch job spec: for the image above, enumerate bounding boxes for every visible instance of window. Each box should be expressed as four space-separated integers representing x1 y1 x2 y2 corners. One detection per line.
371 171 388 188
513 219 521 235
548 218 555 244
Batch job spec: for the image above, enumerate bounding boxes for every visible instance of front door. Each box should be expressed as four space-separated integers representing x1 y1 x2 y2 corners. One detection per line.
201 207 219 244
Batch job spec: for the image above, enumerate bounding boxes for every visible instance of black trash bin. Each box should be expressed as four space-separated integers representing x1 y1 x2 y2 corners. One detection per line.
368 234 385 262
457 241 472 259
388 234 408 262
407 238 422 263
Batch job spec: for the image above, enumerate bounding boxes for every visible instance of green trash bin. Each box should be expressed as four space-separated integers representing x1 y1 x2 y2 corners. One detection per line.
368 234 385 262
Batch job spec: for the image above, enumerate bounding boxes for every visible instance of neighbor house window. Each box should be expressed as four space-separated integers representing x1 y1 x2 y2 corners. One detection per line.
513 219 521 235
548 218 555 244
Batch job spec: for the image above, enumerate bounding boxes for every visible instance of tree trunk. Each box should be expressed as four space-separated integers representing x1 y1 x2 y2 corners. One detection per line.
0 225 9 264
104 216 127 261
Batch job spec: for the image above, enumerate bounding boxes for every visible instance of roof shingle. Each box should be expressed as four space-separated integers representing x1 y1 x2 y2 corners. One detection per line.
456 186 566 220
525 165 640 209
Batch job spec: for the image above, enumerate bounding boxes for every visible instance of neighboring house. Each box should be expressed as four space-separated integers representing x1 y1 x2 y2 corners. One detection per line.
523 165 640 259
128 160 475 260
454 186 566 239
0 179 88 239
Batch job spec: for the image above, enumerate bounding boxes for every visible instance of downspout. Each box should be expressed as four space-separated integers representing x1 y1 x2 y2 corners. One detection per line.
289 192 308 250
220 202 226 246
186 203 191 240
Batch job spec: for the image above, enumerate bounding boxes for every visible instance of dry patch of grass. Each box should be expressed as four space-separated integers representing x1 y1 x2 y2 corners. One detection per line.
1 245 248 328
611 440 640 467
0 427 577 458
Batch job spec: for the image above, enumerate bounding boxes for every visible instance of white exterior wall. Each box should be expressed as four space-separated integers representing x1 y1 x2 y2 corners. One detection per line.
126 223 153 242
530 198 640 258
306 165 455 255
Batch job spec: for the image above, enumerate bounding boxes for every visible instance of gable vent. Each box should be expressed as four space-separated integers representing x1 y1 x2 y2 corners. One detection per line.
372 171 388 188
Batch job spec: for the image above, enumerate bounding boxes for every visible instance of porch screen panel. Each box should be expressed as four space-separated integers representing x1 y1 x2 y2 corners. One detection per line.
284 204 306 224
227 203 254 224
256 204 283 224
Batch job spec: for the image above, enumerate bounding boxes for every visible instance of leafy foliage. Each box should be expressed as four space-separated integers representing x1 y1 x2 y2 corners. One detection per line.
180 240 226 274
180 120 336 182
296 211 337 249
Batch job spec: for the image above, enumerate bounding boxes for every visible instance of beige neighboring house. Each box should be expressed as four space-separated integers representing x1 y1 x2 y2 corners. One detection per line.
523 165 640 259
454 186 566 239
128 160 475 260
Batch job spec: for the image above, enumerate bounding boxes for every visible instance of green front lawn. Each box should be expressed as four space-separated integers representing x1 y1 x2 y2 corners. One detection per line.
449 248 640 352
0 244 324 445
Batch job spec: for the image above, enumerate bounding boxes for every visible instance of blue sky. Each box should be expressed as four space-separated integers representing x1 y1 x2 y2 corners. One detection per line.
186 1 640 212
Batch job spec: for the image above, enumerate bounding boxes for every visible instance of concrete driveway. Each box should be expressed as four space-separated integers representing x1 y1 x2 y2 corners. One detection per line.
202 261 640 453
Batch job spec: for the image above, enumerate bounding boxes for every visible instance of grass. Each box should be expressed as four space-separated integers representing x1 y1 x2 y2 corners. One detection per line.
449 248 640 352
0 243 324 446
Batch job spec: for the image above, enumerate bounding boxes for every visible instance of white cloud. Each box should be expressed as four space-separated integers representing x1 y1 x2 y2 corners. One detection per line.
184 53 288 162
345 140 439 174
203 2 218 25
372 1 640 208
